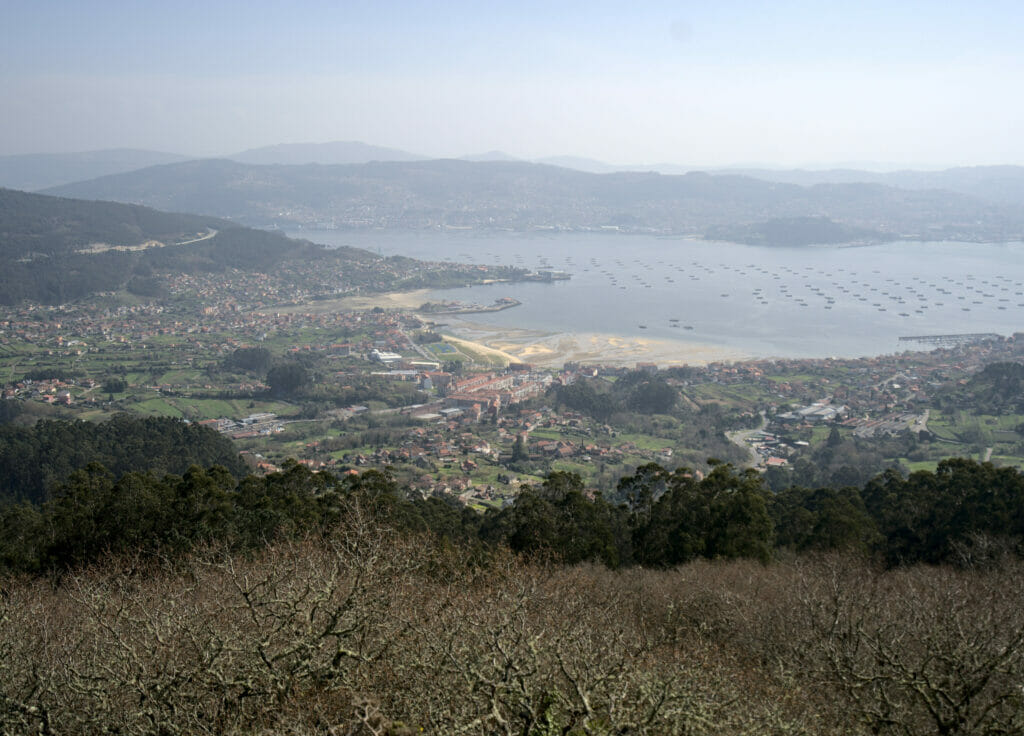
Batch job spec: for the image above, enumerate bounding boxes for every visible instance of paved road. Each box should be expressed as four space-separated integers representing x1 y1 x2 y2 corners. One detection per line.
177 228 218 245
911 408 930 434
398 327 434 361
725 412 768 469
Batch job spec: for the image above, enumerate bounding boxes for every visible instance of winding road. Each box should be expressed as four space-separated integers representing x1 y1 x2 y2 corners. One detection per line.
725 411 768 469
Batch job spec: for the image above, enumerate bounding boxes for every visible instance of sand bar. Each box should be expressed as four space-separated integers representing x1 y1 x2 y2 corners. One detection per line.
443 319 751 368
439 334 520 366
261 289 434 315
260 290 751 368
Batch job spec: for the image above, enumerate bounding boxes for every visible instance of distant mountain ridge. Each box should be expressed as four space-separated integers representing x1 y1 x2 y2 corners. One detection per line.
43 158 1024 244
459 150 523 163
227 141 424 166
0 149 189 192
13 143 1024 211
0 141 426 193
715 166 1024 206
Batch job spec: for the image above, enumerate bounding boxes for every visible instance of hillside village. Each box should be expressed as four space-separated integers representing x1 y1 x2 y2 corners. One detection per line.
4 264 1024 506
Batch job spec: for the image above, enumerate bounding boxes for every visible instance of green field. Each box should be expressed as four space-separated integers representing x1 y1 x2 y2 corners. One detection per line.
124 395 299 421
688 383 770 405
614 432 674 451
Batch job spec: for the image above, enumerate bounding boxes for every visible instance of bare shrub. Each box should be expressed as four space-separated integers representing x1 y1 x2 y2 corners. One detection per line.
5 518 1021 735
788 555 1024 736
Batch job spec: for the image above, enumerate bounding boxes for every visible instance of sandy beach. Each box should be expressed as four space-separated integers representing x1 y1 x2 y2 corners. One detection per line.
262 289 434 315
442 319 751 368
262 290 750 368
439 334 521 366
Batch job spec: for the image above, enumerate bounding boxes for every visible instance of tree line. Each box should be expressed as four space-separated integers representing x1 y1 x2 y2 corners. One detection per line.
0 415 247 505
3 418 1024 574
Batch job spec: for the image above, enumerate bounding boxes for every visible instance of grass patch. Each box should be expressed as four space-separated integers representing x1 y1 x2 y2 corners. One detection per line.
991 455 1024 469
809 426 833 445
688 383 768 405
764 373 819 383
124 396 298 421
901 459 940 473
130 397 186 417
615 433 674 451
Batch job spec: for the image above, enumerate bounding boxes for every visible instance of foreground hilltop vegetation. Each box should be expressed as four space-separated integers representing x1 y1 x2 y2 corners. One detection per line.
3 506 1024 735
2 416 1024 734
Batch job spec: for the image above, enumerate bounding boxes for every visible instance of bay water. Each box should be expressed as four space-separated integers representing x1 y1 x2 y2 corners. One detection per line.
291 230 1024 360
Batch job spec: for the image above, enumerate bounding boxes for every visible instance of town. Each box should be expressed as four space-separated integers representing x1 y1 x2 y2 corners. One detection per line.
4 264 1023 509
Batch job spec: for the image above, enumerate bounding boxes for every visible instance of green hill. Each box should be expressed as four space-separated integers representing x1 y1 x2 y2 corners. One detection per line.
939 361 1024 415
0 186 223 258
0 187 386 304
705 216 885 246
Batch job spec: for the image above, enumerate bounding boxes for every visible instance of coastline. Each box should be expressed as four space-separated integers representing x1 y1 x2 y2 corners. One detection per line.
438 334 521 366
260 289 434 314
262 289 751 368
441 319 751 368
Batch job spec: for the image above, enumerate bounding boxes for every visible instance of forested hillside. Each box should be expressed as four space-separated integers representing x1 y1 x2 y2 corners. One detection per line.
0 415 247 504
0 188 510 304
0 186 222 256
938 360 1024 414
0 188 295 303
2 413 1022 574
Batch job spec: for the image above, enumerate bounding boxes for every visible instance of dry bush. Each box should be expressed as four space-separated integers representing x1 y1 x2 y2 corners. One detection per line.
0 504 428 734
4 516 1023 735
786 556 1024 736
365 555 816 735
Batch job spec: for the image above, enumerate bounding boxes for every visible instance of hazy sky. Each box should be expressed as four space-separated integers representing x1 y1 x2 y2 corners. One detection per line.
4 0 1023 167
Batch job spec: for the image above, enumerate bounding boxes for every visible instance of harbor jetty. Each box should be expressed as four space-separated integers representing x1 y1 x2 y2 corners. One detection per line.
898 333 1003 347
418 297 522 315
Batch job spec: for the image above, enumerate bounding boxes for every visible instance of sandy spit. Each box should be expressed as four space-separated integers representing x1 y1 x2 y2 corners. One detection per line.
444 320 751 368
260 290 434 315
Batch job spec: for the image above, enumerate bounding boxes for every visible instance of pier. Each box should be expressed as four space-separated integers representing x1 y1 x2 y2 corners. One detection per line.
898 333 1002 347
417 297 521 316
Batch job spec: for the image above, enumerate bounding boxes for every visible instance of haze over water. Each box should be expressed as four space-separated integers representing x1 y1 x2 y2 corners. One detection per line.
295 230 1024 360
